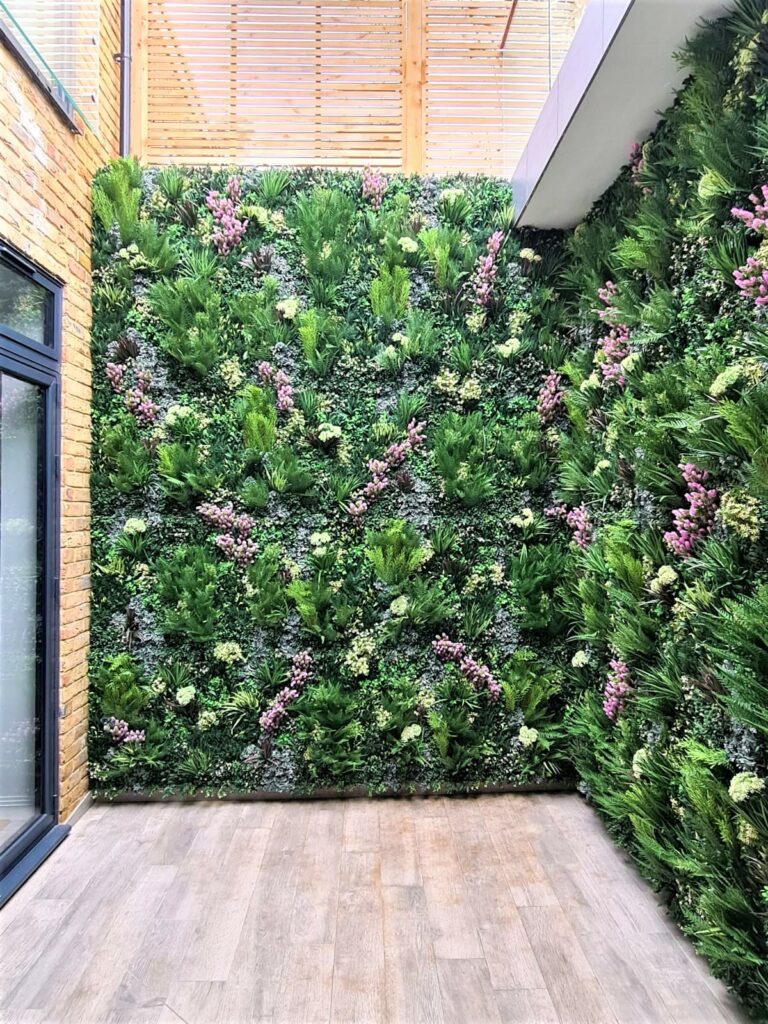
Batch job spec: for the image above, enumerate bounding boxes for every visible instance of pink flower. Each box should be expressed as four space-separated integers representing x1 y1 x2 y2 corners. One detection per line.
206 176 248 255
566 504 593 549
733 257 768 307
199 502 258 565
470 231 505 307
106 362 125 390
347 419 426 520
603 659 631 721
731 186 768 307
597 324 631 389
259 651 314 739
259 361 294 412
432 634 500 701
663 464 718 557
731 185 768 235
537 371 564 425
362 167 387 210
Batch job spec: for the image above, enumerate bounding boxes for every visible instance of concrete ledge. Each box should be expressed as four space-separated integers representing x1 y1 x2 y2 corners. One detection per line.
94 779 576 804
514 0 730 228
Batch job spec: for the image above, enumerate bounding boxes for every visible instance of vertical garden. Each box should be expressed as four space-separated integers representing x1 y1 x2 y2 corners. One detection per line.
91 2 768 1016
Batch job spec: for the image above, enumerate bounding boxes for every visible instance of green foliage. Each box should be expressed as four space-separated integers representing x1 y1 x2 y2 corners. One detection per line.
286 548 354 644
265 447 314 495
370 264 410 326
296 682 362 783
101 415 151 493
366 519 427 589
148 276 220 375
419 225 474 295
94 654 150 722
237 384 277 457
297 307 342 376
433 411 495 506
246 546 287 626
93 169 565 806
292 187 355 302
155 546 220 641
93 158 142 242
156 441 217 504
257 168 291 207
429 674 491 779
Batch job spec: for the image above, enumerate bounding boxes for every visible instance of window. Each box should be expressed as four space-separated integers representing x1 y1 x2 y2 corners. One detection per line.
0 0 100 130
0 246 63 908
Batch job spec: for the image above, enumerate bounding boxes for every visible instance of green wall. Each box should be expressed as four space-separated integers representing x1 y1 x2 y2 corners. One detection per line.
91 3 768 1015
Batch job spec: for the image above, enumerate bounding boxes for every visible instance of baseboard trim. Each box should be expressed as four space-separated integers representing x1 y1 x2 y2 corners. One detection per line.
64 791 93 827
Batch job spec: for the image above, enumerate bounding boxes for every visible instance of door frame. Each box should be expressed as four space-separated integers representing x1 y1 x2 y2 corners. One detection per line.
0 245 67 907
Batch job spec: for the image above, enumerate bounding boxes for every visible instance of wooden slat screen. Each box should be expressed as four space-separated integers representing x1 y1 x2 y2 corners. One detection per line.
500 0 582 173
424 0 510 175
145 0 404 167
142 0 580 172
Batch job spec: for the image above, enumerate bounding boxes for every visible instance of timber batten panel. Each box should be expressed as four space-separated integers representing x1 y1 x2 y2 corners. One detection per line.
143 0 579 172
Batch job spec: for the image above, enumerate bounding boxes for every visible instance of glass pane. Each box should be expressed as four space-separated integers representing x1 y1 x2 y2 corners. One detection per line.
0 373 44 853
0 261 50 347
0 0 99 130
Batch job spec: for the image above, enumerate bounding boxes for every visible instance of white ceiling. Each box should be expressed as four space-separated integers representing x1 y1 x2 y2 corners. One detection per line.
513 0 732 229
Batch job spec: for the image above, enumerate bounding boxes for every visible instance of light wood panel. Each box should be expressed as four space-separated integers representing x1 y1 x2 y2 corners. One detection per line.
0 795 751 1024
139 0 581 172
144 0 404 168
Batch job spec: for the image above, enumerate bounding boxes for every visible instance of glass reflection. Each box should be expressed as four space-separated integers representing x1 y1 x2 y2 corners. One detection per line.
0 372 43 852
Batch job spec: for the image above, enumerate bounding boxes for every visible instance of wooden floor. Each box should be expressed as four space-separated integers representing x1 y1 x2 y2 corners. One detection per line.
0 795 750 1024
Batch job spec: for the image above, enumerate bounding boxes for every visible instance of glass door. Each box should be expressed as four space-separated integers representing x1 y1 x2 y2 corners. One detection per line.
0 370 48 851
0 246 61 903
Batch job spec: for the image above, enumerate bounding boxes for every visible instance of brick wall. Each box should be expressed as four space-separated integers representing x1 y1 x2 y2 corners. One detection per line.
0 0 121 819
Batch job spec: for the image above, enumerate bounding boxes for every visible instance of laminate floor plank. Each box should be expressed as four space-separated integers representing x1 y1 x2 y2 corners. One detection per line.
381 884 444 1024
414 812 485 960
379 799 422 887
289 802 343 946
446 801 546 991
492 987 561 1024
436 958 502 1024
330 823 387 1024
0 795 749 1024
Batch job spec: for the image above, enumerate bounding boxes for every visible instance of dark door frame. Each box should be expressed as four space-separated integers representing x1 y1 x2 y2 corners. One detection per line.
0 243 68 908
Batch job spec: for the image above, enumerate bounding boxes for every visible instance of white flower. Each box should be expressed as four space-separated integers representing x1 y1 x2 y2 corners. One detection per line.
632 747 651 778
213 641 244 664
580 373 601 391
276 298 299 320
729 772 765 803
219 357 245 390
571 650 590 668
400 723 422 743
318 422 342 443
398 236 418 253
176 685 196 707
165 404 196 428
496 338 522 360
197 710 218 731
123 517 147 535
518 726 539 748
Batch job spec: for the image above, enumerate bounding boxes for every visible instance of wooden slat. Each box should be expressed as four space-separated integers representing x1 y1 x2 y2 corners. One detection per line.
142 0 580 171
